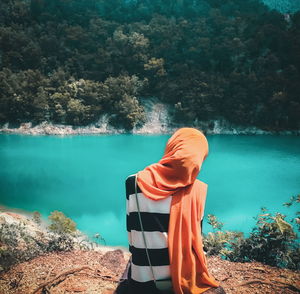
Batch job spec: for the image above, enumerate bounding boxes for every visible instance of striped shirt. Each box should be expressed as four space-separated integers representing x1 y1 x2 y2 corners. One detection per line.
125 174 172 292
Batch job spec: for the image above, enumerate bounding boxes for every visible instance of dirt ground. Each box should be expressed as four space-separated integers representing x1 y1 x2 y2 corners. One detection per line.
0 250 299 294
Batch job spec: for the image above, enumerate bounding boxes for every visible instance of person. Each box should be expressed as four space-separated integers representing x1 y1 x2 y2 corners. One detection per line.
116 128 225 294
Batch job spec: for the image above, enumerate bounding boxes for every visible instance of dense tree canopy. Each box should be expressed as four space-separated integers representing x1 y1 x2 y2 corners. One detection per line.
0 0 299 130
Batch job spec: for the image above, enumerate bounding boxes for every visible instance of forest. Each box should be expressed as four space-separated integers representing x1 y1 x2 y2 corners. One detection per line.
0 0 299 131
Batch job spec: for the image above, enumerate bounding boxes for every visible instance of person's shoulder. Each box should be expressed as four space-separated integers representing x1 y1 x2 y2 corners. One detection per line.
125 174 139 196
195 179 208 191
125 174 136 183
125 174 136 189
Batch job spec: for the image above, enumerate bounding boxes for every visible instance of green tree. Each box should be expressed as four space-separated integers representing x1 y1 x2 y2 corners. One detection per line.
48 211 77 235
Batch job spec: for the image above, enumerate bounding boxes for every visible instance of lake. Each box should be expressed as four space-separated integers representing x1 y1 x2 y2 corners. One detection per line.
0 134 299 246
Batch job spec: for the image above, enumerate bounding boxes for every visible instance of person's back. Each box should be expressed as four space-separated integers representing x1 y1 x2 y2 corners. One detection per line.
125 174 172 293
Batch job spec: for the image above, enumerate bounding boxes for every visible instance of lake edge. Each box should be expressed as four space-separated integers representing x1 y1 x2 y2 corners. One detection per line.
1 121 300 136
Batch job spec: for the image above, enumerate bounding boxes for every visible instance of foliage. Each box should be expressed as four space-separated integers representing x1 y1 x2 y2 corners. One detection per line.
0 210 105 271
204 196 300 270
284 195 300 232
207 214 224 230
0 67 146 128
203 230 243 257
76 232 106 250
0 220 77 271
0 0 299 130
204 214 242 256
48 210 77 235
229 209 299 269
93 233 106 246
32 211 41 225
0 222 45 271
46 234 76 252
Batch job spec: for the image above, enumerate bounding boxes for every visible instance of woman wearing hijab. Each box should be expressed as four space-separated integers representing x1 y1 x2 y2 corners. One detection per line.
117 128 225 294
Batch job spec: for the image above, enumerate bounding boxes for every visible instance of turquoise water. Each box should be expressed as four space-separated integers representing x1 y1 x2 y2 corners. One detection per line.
0 134 299 246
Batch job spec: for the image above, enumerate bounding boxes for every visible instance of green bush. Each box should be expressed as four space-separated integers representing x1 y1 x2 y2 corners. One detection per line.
46 234 76 252
48 210 77 235
228 208 299 269
0 223 44 271
204 195 300 270
0 210 86 271
203 230 244 257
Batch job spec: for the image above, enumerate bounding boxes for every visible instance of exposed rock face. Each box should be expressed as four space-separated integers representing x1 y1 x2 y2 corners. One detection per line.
1 116 299 136
0 121 121 136
133 98 172 134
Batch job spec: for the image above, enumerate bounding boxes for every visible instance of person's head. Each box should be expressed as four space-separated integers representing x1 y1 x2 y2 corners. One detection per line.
159 127 209 186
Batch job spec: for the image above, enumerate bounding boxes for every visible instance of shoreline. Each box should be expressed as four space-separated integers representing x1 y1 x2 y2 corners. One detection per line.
0 208 129 254
0 121 299 136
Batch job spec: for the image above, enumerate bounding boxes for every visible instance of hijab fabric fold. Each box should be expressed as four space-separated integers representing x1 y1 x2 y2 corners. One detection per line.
137 128 219 294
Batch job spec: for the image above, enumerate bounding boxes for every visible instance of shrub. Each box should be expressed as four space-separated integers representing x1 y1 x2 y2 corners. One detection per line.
0 210 78 271
46 234 76 252
203 214 244 257
204 195 300 270
48 211 77 235
229 207 299 269
32 211 41 225
0 223 44 271
0 210 107 271
203 230 244 257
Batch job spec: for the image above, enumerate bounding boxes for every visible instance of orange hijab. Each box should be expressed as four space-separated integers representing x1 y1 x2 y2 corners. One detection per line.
137 128 219 294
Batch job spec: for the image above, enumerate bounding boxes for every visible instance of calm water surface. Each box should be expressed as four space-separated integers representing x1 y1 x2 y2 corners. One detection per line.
0 134 299 246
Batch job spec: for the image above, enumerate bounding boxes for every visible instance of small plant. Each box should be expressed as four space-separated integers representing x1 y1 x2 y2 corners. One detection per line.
207 214 224 231
48 211 77 235
284 194 300 231
93 233 106 246
32 211 41 225
46 234 75 252
204 214 243 256
203 230 243 257
0 223 44 271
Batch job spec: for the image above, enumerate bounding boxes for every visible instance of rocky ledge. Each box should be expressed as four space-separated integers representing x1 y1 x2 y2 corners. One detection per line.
0 211 299 294
0 249 299 294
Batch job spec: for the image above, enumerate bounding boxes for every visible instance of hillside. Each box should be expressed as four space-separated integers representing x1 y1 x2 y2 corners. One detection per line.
1 0 300 132
0 211 299 294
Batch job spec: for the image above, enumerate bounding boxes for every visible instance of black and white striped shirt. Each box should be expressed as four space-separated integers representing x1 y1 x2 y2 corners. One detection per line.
125 174 172 292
